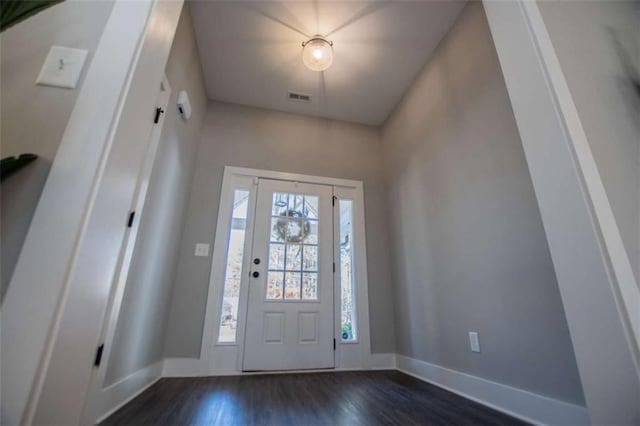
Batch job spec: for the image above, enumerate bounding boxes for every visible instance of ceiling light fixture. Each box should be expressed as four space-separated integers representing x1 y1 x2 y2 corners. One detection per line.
302 36 333 72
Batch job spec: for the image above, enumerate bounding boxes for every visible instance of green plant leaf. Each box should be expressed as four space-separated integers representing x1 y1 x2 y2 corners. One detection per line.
1 153 38 181
1 0 64 32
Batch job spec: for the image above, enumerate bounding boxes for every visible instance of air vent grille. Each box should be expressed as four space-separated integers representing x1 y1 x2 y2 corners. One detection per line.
287 91 311 103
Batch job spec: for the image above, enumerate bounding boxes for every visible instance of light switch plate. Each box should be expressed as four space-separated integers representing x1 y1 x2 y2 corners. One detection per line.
36 46 88 89
469 332 481 353
195 243 210 257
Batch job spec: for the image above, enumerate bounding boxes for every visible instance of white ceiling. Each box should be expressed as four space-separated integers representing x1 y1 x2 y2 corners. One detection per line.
190 1 465 126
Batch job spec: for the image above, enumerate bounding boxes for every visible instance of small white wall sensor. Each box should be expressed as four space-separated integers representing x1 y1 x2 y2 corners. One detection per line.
36 46 88 89
177 90 191 120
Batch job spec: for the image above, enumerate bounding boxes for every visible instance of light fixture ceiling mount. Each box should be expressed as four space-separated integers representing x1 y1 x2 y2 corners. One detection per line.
302 36 333 72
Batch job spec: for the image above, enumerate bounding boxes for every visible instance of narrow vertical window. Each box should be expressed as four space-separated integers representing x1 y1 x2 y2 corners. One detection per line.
218 189 250 343
339 199 357 341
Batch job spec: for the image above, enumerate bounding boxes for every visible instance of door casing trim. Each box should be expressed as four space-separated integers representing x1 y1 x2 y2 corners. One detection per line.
199 166 373 374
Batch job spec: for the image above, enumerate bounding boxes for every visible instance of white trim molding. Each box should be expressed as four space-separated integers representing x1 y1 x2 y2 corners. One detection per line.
162 354 396 377
95 361 163 424
369 353 397 370
1 1 184 424
521 0 640 366
219 166 365 189
396 355 589 426
483 0 640 423
100 354 587 426
199 166 373 374
87 74 172 425
162 358 203 378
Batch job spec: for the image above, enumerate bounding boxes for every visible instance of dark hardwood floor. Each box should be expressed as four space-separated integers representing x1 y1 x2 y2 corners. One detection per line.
101 370 526 425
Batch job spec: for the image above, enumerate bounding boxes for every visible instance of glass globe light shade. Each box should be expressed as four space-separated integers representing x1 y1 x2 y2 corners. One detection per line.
302 37 333 71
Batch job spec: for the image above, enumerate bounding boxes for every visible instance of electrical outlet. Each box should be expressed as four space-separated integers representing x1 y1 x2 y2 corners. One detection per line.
194 243 210 257
469 332 481 353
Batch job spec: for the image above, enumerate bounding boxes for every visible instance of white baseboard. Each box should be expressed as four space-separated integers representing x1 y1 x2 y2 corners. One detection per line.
370 353 396 370
104 355 588 426
162 357 203 377
163 354 388 377
95 360 163 423
395 354 589 425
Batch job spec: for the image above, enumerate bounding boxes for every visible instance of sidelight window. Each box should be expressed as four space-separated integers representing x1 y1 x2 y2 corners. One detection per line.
339 199 357 342
217 189 250 343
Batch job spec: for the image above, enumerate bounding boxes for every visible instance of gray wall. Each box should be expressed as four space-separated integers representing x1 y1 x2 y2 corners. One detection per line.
538 0 640 286
104 4 208 386
0 0 114 299
380 2 584 405
163 101 396 357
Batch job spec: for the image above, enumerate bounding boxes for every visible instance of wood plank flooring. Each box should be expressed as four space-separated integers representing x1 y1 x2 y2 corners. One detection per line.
101 370 526 425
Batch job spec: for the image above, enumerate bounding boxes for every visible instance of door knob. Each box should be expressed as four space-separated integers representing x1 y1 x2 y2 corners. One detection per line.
252 271 260 278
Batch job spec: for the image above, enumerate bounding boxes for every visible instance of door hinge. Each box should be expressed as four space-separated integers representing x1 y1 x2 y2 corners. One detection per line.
333 338 336 351
94 343 104 367
127 211 135 228
332 195 337 206
333 262 336 273
154 107 165 124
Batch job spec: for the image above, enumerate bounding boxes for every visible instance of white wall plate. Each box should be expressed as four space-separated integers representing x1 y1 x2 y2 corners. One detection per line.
469 332 481 353
195 243 210 257
36 46 88 89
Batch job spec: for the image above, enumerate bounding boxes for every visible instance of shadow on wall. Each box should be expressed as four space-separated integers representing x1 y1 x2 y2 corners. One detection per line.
607 26 640 99
536 0 640 285
1 159 51 300
0 0 115 299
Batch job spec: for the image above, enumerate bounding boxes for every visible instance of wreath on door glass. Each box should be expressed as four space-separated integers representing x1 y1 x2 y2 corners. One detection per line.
275 209 311 243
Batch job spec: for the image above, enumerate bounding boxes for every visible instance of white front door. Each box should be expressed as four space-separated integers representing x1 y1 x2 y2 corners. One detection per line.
243 179 335 371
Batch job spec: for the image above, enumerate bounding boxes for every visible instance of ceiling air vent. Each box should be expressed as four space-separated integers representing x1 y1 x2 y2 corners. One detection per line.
287 91 311 103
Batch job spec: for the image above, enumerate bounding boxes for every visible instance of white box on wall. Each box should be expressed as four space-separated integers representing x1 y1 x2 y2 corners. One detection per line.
177 90 191 120
36 46 88 89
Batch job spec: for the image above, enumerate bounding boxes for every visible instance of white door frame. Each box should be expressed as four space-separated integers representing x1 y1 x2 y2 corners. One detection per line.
0 1 183 424
199 166 372 374
242 179 334 371
83 75 171 424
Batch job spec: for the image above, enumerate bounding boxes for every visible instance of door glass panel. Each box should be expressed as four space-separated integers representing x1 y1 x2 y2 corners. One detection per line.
266 191 320 301
270 218 285 242
286 219 304 241
218 189 250 343
267 271 284 299
339 199 357 341
302 245 318 271
272 192 289 216
268 243 285 269
304 196 319 219
284 272 301 299
305 221 318 244
302 273 318 300
285 244 302 270
288 194 304 211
